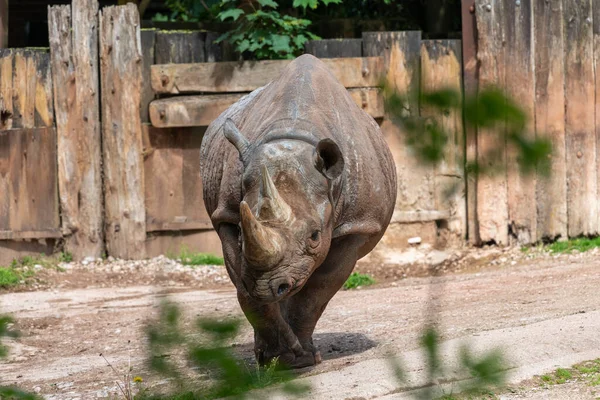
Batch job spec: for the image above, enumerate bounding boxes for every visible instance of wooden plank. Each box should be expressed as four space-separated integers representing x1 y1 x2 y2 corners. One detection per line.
140 29 156 123
390 209 451 224
155 30 206 64
420 39 465 238
363 31 436 217
49 1 105 260
535 0 567 240
149 88 384 128
0 230 62 240
12 49 37 129
475 0 509 245
143 125 212 232
146 221 213 233
504 0 536 244
0 48 12 130
305 39 363 58
594 1 600 235
0 0 7 49
33 51 54 128
100 4 146 259
461 0 480 244
151 56 384 94
564 0 596 236
2 128 59 233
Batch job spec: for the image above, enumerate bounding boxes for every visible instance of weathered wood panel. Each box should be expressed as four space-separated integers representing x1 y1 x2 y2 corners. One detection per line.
504 0 536 244
100 4 146 259
142 125 212 233
140 29 156 123
475 0 509 245
593 1 600 234
0 127 59 235
420 40 465 238
149 88 384 128
305 39 363 58
0 0 7 49
535 0 567 240
151 56 384 94
363 31 435 217
563 0 596 236
49 0 104 260
461 0 480 244
155 31 205 64
0 49 13 130
12 50 37 129
33 51 54 128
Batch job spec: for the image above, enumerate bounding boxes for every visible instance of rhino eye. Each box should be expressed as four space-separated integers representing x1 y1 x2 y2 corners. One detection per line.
310 230 320 242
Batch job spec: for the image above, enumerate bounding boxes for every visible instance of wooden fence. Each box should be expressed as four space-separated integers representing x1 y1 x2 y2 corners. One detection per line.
15 0 597 262
461 0 600 245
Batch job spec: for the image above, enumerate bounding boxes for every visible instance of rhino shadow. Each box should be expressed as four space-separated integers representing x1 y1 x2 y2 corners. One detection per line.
235 332 377 364
313 332 377 361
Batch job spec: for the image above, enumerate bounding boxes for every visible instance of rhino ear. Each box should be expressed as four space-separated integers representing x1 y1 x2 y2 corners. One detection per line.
223 119 249 156
314 139 344 180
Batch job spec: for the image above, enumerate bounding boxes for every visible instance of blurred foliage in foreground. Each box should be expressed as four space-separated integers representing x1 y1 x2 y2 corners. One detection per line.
0 316 39 400
381 84 553 178
141 300 307 399
138 301 507 399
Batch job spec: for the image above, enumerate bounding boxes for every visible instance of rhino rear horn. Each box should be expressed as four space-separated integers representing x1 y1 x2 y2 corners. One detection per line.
223 119 249 157
257 165 292 222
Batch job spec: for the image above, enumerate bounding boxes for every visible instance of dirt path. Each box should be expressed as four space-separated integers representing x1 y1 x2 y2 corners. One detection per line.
1 252 600 399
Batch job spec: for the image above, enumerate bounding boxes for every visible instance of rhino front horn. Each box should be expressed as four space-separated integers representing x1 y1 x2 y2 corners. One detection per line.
240 201 283 268
223 119 249 157
257 165 292 222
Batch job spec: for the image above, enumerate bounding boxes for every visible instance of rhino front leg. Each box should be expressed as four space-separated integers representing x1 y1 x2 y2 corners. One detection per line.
218 224 316 368
284 235 367 361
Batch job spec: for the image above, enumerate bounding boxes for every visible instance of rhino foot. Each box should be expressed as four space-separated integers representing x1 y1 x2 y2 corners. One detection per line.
255 336 321 369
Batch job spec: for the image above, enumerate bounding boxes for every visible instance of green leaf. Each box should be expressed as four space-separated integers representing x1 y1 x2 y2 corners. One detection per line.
238 39 251 53
293 0 318 9
257 0 279 8
270 34 292 54
293 34 308 48
218 8 244 21
321 0 342 4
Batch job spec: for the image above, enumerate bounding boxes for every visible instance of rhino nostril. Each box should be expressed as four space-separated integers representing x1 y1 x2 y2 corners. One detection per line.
277 283 290 296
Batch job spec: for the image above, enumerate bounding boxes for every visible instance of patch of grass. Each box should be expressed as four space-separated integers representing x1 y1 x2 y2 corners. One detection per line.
0 268 21 288
343 272 375 290
535 360 600 388
58 251 73 263
170 247 224 266
546 236 600 254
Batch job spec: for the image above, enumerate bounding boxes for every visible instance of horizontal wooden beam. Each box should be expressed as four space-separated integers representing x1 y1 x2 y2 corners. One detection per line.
146 221 214 232
0 230 63 240
149 88 384 128
390 210 452 224
151 56 384 94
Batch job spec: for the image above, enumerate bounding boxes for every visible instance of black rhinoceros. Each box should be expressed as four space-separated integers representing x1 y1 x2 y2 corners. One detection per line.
200 54 397 368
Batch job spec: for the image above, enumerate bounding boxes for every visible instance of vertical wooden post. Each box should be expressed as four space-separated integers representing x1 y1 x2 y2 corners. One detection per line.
504 0 536 244
563 0 596 237
0 0 7 48
420 40 466 239
461 0 480 244
535 0 567 240
49 0 104 260
474 0 509 245
593 1 600 235
99 4 146 259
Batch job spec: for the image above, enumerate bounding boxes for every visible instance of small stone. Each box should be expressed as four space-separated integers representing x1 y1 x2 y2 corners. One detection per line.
114 329 121 334
107 256 115 262
34 264 43 270
34 387 41 393
408 237 422 245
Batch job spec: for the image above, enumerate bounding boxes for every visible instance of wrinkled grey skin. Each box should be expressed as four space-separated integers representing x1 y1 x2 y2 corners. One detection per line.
200 54 396 368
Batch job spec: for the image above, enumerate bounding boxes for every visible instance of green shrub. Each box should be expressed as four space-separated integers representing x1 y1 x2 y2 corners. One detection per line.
343 272 375 289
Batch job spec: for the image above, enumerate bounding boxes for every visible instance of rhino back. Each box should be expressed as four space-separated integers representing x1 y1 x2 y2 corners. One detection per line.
201 55 396 235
